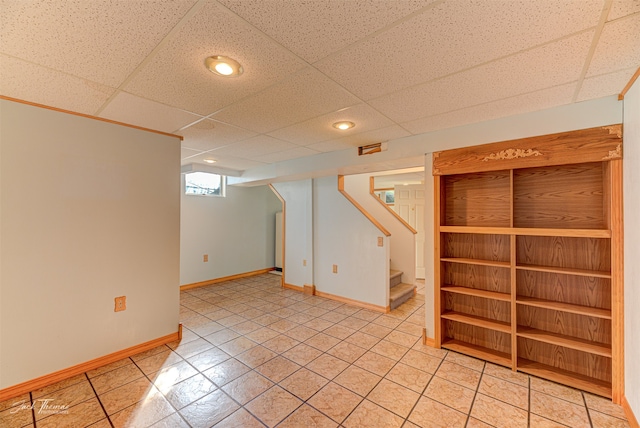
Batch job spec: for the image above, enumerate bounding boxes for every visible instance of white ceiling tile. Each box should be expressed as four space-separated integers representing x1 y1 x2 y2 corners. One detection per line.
246 146 321 164
210 67 361 133
0 54 114 114
316 0 602 100
0 0 196 87
402 83 576 134
608 0 640 21
577 67 638 101
217 0 436 63
210 135 299 158
183 152 266 171
267 103 395 145
177 118 257 151
124 1 308 116
330 125 413 147
587 13 640 77
371 31 593 123
99 92 203 133
181 147 203 161
306 140 360 153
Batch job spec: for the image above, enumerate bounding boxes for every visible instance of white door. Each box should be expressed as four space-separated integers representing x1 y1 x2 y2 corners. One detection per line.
394 184 426 279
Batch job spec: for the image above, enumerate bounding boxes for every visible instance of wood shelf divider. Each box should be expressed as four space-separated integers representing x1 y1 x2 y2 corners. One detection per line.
442 311 511 333
516 264 611 278
443 285 511 302
443 339 511 367
517 326 612 357
516 296 612 319
441 257 510 268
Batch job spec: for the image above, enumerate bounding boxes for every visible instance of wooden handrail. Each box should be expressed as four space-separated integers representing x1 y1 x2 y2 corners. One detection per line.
338 176 390 236
369 177 417 234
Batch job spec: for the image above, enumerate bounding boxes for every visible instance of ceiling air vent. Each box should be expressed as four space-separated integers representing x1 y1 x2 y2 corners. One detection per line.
358 142 387 156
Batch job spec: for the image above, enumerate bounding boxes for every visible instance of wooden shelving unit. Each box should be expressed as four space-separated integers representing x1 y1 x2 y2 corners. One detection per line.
433 125 623 401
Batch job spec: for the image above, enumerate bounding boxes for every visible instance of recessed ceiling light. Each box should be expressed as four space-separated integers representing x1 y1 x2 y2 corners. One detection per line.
205 56 243 77
332 121 355 130
203 158 216 164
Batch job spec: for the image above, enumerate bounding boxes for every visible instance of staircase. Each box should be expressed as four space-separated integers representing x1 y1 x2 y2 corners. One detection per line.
389 269 416 310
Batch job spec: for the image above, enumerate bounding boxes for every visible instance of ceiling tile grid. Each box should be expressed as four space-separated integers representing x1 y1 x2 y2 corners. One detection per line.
179 118 257 152
586 13 640 77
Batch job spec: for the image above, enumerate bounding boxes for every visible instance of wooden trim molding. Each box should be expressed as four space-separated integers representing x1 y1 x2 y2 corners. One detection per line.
0 327 181 402
622 396 639 428
269 184 286 288
303 284 316 295
314 289 389 313
337 175 391 237
619 67 640 100
283 283 304 292
180 268 274 291
369 177 418 234
0 95 183 141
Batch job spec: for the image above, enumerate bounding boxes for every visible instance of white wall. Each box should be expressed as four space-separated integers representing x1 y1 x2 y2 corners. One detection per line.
313 176 389 308
272 180 313 288
0 99 180 388
180 182 281 285
623 78 640 417
343 174 415 285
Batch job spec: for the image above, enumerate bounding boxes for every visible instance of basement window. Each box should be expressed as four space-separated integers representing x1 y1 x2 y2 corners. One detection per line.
185 172 225 197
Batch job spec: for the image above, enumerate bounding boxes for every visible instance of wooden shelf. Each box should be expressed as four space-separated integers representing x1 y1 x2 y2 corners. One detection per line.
442 311 511 333
517 326 611 357
439 225 611 238
516 296 612 319
516 264 611 278
443 339 511 368
443 285 511 302
517 358 612 398
441 257 510 268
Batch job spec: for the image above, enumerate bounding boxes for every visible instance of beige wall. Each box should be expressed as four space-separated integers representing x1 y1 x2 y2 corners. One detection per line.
0 100 181 388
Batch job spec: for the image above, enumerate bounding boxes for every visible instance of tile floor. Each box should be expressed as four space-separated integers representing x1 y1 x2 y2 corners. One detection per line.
0 274 632 428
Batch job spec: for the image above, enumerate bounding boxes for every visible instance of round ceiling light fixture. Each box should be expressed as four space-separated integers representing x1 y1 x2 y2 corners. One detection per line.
205 56 243 77
203 158 217 164
332 121 355 130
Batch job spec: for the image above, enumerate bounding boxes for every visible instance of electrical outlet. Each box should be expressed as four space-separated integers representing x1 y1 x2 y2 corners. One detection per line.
203 254 208 262
303 259 307 266
377 236 384 247
332 264 338 274
114 296 126 312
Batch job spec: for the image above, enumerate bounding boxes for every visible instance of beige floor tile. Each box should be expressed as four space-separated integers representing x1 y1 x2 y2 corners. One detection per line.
149 412 191 428
353 351 396 376
229 320 261 335
529 413 571 427
90 363 144 395
192 321 225 337
372 316 403 329
214 407 264 427
150 360 199 391
305 333 341 352
130 345 171 363
483 362 529 387
339 316 369 330
445 351 486 372
530 390 591 427
235 345 277 368
306 353 350 379
334 364 382 396
326 341 368 363
203 329 241 346
478 373 529 410
179 390 240 428
31 373 87 399
282 343 323 366
589 410 631 427
36 397 106 428
222 371 273 404
87 418 113 428
0 394 30 413
385 330 419 347
344 331 381 349
161 373 216 410
384 362 432 393
343 399 404 428
395 321 424 337
471 393 529 428
408 396 467 428
280 367 329 400
135 349 183 375
272 307 298 318
425 376 476 414
33 380 96 420
307 382 362 423
218 336 257 357
87 358 132 379
411 342 448 359
304 318 335 332
253 313 282 326
186 346 231 371
401 349 443 373
269 318 299 333
352 309 381 322
305 307 331 317
466 417 495 428
216 314 247 328
368 378 420 417
256 356 301 382
323 324 356 340
0 403 34 428
109 390 175 428
371 339 410 360
277 403 338 428
434 361 482 390
530 377 584 405
262 334 300 353
584 393 629 420
285 325 318 341
244 326 280 344
202 358 250 386
245 385 302 427
99 377 155 415
320 311 349 323
359 323 393 338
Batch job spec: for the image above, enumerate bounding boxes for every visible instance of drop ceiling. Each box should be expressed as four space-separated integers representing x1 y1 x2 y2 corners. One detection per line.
1 0 638 175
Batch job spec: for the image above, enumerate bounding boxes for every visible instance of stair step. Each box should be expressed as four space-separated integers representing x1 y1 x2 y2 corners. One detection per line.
389 283 416 310
390 270 403 288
